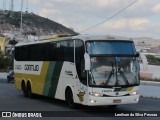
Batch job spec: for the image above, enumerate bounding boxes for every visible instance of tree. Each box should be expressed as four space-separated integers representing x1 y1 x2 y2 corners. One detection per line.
0 50 13 70
146 55 160 64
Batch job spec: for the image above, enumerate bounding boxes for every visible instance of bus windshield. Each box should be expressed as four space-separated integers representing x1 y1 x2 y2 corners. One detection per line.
86 41 139 87
89 57 139 87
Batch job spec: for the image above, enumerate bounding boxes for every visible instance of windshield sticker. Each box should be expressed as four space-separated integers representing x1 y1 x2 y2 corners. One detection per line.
114 87 133 92
115 57 121 62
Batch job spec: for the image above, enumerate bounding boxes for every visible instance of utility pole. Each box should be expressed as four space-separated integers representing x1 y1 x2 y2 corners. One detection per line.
9 0 14 11
3 0 6 10
20 0 23 41
26 0 28 12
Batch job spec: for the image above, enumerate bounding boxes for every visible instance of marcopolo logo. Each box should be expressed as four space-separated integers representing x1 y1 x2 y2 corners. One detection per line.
24 64 39 71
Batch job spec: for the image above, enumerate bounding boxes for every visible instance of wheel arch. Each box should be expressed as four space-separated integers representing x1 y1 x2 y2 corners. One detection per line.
65 85 75 102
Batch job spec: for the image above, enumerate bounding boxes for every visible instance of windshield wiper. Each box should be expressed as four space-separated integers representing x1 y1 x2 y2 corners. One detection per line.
118 68 129 85
106 63 115 84
107 62 129 86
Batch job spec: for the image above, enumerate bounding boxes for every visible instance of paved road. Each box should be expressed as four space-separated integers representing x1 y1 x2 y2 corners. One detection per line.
0 79 160 120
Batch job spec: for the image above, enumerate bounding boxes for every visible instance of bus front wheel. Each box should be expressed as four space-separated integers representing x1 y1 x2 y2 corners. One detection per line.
65 88 76 108
108 105 117 108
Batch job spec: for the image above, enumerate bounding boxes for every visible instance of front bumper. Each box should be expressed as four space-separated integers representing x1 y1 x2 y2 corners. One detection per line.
87 94 139 106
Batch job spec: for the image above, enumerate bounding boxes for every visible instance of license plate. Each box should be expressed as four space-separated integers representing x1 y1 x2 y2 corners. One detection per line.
113 99 121 103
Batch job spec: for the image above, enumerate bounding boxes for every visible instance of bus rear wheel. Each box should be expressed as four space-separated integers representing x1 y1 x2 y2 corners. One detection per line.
21 81 27 97
65 88 76 108
26 82 33 98
108 105 117 108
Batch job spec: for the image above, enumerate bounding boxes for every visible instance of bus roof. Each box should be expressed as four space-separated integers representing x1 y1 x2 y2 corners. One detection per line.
72 34 132 41
15 34 133 47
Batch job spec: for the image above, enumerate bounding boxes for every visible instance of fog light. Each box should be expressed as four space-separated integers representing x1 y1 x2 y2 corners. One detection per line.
90 99 96 103
135 98 139 101
132 92 137 95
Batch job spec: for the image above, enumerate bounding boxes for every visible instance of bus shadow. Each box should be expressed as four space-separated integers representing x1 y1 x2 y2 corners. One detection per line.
17 94 130 117
30 95 121 111
19 94 68 107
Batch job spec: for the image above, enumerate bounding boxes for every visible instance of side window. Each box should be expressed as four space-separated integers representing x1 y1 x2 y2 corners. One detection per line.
50 40 74 62
50 42 56 61
43 43 50 61
30 45 35 60
22 45 30 61
30 44 44 61
64 40 74 62
60 42 64 61
15 43 47 61
75 40 86 85
50 41 64 61
38 44 45 61
15 40 75 61
15 46 21 61
75 40 84 62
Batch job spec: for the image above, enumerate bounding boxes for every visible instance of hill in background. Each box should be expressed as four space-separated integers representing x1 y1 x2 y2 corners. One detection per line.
133 37 160 48
133 37 160 53
0 10 76 36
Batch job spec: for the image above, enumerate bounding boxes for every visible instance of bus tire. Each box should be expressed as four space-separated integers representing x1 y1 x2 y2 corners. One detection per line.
26 82 33 98
21 81 27 97
108 105 117 108
65 88 76 108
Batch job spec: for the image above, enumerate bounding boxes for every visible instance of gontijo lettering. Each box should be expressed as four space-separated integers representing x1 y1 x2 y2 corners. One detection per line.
24 64 39 71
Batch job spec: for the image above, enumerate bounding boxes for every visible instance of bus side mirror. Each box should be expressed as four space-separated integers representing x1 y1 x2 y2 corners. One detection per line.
136 52 139 57
84 53 91 70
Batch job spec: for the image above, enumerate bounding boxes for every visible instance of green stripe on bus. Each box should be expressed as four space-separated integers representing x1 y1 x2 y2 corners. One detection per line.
43 62 56 96
48 61 63 98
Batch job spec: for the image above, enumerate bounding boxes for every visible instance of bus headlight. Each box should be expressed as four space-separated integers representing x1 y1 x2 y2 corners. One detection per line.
130 91 139 95
89 92 103 97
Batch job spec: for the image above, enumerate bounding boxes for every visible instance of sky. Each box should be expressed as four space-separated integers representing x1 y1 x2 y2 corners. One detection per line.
1 0 160 39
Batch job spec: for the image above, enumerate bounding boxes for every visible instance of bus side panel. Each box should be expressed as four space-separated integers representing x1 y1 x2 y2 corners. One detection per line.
32 61 49 95
14 61 49 95
14 60 81 103
14 73 23 90
42 61 63 97
54 62 82 104
42 62 56 96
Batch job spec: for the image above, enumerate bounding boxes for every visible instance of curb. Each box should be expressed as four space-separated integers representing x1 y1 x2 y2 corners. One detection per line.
140 81 160 86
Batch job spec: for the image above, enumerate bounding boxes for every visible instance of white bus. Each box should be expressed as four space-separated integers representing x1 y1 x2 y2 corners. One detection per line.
14 34 140 108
